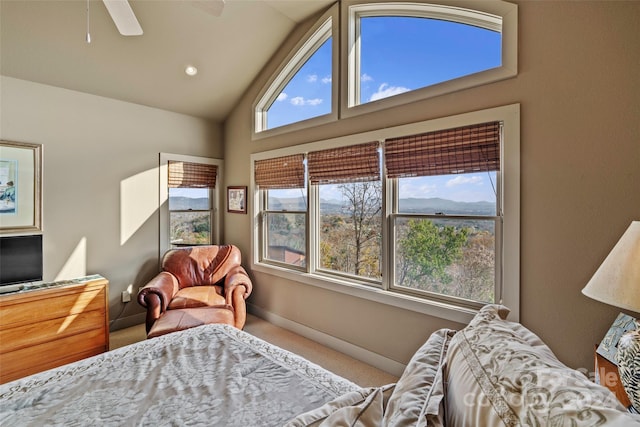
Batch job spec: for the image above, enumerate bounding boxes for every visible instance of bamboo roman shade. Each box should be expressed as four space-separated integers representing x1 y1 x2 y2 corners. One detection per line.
385 121 501 178
168 161 217 188
255 154 305 189
308 142 380 185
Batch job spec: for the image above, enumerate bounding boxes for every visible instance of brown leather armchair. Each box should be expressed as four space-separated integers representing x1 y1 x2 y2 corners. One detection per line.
138 245 252 337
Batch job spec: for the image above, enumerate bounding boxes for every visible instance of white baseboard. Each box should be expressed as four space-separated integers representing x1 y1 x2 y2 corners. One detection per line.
248 303 406 377
109 312 146 332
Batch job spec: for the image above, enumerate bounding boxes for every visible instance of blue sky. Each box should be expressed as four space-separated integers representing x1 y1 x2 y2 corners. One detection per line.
269 170 497 205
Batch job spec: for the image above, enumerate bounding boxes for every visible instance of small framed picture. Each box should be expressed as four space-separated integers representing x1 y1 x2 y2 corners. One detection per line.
597 312 637 364
227 186 247 214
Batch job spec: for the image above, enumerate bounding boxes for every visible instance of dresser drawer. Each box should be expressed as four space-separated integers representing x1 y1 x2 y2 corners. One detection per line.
0 328 107 383
0 284 106 329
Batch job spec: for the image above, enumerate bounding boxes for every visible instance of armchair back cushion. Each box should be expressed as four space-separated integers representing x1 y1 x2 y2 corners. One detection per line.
163 245 242 288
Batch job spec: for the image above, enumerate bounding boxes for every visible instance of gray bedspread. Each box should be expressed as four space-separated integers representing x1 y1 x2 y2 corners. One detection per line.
0 324 360 426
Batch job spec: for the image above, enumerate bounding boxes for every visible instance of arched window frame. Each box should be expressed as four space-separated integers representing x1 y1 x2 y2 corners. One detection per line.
253 5 339 139
340 0 518 118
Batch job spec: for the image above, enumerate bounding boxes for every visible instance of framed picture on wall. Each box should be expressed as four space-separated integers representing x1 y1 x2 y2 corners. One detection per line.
0 140 43 234
227 186 247 214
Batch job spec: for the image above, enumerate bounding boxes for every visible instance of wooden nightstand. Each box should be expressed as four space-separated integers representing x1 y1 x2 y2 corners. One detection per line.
594 348 632 409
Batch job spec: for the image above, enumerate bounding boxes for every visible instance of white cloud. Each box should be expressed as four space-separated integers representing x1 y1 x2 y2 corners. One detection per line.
446 175 483 187
322 75 332 84
399 182 437 198
290 96 323 106
276 93 288 102
369 83 410 101
307 74 318 83
361 73 374 82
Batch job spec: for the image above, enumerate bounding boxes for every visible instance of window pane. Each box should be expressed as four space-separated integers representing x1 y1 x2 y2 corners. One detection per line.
395 217 495 302
170 211 211 246
398 172 497 216
318 182 381 279
168 188 211 210
359 16 501 104
265 212 306 267
267 188 307 211
267 38 332 129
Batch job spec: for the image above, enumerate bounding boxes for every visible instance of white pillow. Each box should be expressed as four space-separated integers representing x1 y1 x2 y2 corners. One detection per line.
384 328 456 427
445 304 639 427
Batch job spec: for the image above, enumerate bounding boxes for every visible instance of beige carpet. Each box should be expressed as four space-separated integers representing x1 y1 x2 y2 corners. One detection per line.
110 314 398 387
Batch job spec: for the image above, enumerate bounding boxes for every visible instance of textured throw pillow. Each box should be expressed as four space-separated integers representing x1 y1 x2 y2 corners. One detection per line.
284 384 395 427
445 304 640 427
383 328 456 427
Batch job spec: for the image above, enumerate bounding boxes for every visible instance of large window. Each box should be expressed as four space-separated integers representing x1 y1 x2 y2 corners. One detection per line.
255 155 307 268
309 143 382 281
160 154 222 257
252 105 520 322
387 122 501 305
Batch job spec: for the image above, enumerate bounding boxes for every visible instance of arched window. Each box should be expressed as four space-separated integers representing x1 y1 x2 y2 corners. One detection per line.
254 7 338 136
343 1 516 116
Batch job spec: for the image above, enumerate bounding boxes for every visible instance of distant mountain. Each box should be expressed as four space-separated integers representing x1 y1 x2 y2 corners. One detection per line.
398 197 495 215
169 197 210 210
267 196 495 215
268 197 307 211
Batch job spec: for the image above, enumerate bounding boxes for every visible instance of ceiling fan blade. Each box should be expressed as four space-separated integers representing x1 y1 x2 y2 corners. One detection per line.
191 0 225 17
102 0 143 36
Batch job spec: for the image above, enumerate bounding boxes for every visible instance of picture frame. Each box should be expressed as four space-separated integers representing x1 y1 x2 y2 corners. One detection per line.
227 186 247 214
597 312 637 364
0 140 43 234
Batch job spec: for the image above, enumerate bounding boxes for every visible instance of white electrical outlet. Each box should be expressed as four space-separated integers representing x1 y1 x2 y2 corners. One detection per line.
121 290 131 303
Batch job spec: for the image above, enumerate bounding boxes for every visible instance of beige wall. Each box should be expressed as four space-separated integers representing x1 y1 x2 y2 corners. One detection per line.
223 0 640 372
0 76 222 329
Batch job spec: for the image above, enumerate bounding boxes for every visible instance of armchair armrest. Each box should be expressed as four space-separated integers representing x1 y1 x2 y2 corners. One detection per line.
138 271 180 333
224 265 253 301
224 265 252 329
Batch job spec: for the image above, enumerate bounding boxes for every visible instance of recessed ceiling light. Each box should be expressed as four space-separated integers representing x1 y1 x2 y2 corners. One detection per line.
185 65 198 76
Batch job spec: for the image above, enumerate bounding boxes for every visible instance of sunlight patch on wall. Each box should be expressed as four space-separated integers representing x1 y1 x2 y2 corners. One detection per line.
54 237 87 281
121 167 159 245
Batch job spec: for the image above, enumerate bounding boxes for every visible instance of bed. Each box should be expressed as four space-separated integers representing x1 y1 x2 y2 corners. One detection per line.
3 306 639 426
0 324 359 426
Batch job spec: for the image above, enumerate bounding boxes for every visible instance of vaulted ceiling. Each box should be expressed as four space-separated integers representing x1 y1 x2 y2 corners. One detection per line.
0 0 334 121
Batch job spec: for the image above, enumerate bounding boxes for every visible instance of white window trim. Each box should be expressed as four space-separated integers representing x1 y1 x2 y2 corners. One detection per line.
251 103 520 324
340 0 518 119
252 5 339 140
159 153 223 262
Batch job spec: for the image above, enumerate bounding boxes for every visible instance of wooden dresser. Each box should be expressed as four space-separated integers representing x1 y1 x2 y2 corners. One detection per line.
0 276 109 384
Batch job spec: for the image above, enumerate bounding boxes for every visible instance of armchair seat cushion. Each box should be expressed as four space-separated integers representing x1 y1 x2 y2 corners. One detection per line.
148 307 235 338
168 286 226 310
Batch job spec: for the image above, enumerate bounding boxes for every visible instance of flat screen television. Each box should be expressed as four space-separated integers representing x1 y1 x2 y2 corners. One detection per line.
0 234 43 286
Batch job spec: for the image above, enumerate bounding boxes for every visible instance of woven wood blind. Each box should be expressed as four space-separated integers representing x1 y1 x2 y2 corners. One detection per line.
385 122 501 178
308 142 380 185
255 154 305 189
168 161 217 188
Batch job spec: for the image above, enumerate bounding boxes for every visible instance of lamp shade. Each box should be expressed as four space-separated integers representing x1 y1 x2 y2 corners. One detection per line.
581 221 640 313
